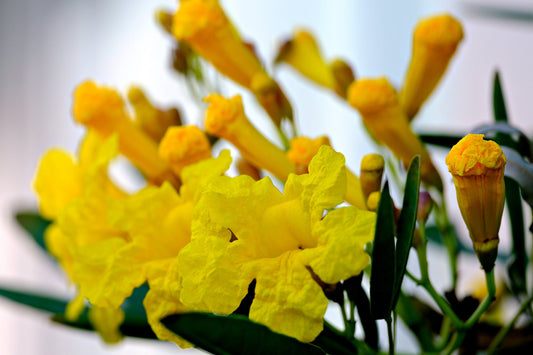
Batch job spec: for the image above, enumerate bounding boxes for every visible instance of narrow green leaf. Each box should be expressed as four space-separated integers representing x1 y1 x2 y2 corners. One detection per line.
162 312 325 355
370 182 396 320
344 275 378 350
493 71 508 122
14 211 52 252
504 177 527 296
419 134 461 148
391 156 421 309
0 285 68 314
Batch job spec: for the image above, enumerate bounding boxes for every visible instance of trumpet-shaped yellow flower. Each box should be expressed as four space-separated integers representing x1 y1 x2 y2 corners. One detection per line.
73 80 178 187
172 0 293 126
178 146 375 342
78 150 231 346
446 134 506 272
400 14 463 120
127 86 182 142
158 125 212 176
204 94 295 180
287 136 367 210
276 30 355 97
348 77 443 191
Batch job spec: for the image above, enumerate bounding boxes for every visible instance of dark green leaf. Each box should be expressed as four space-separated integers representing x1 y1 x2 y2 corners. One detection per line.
313 322 360 355
370 182 396 320
14 211 52 252
162 312 325 355
504 177 527 296
493 71 508 122
419 134 461 148
0 285 68 314
392 156 421 309
344 275 378 350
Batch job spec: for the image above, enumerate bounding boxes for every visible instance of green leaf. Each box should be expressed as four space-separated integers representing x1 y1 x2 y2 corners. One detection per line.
313 322 361 355
162 312 326 355
344 275 378 350
504 177 527 296
0 285 68 314
419 134 461 148
493 71 508 122
370 181 396 320
391 156 421 309
14 211 52 252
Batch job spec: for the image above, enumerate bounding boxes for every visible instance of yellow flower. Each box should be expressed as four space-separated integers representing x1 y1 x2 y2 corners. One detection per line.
360 153 385 206
178 146 375 342
287 136 367 210
275 29 354 97
127 86 182 142
204 94 295 180
158 125 212 176
400 14 463 120
79 150 232 346
88 306 125 344
172 0 292 126
72 80 178 187
347 77 442 191
446 134 506 272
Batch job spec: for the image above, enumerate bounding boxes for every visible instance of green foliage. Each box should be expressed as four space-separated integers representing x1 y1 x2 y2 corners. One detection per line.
14 211 51 253
162 312 326 355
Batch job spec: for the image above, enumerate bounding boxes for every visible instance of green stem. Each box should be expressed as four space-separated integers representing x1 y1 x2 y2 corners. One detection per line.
486 292 533 354
433 316 452 352
386 317 395 355
463 269 496 329
435 198 458 289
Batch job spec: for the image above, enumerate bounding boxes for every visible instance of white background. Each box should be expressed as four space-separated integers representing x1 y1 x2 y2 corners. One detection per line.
1 0 532 354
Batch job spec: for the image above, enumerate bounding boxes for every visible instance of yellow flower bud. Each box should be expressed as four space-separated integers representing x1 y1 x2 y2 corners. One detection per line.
128 86 182 142
204 94 295 181
72 80 178 187
446 134 506 272
400 14 463 120
158 125 212 176
347 77 442 190
360 153 385 203
250 72 294 127
366 191 381 212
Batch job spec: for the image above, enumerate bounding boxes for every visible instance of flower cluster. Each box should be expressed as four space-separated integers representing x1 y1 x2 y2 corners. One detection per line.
20 1 532 354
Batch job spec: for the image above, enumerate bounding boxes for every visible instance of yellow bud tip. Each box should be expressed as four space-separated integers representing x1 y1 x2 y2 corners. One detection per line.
415 14 464 51
127 86 146 104
445 134 506 176
155 8 174 34
159 125 211 174
347 77 398 116
366 191 381 212
287 136 331 167
204 94 245 137
172 0 226 40
360 153 385 172
72 80 127 133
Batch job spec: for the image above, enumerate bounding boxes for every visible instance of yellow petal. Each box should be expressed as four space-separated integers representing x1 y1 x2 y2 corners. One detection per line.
88 306 125 344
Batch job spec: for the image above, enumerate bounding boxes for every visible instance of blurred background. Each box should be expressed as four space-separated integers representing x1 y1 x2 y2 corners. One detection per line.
1 0 532 353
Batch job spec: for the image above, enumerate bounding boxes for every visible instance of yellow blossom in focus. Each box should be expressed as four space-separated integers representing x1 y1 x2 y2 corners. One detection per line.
446 134 506 271
287 136 367 210
88 307 125 344
204 94 295 180
400 14 464 120
178 146 375 342
348 77 443 191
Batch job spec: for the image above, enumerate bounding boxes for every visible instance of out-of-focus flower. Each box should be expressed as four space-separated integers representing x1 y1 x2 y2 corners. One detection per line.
446 134 506 272
72 80 179 187
400 14 463 120
172 0 292 126
127 86 182 142
178 146 375 342
158 125 212 176
275 29 355 98
347 77 442 191
88 307 125 344
286 136 367 209
204 94 295 180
